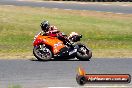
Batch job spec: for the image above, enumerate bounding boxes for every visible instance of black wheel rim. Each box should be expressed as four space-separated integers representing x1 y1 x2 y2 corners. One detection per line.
78 47 89 56
35 46 51 60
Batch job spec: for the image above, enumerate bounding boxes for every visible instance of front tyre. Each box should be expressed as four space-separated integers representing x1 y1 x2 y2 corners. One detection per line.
76 75 87 85
76 43 92 61
33 45 52 61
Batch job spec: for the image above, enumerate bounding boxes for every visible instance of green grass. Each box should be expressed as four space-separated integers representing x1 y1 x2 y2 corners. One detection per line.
8 85 22 88
0 5 132 58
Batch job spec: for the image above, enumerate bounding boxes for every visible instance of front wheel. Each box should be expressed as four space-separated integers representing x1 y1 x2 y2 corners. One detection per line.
33 45 52 61
76 43 92 61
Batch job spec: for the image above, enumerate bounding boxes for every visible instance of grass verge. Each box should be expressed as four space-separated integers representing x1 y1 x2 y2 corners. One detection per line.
8 85 22 88
0 5 132 59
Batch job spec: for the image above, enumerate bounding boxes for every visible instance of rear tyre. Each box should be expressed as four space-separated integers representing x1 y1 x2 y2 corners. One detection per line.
76 43 92 61
33 45 52 61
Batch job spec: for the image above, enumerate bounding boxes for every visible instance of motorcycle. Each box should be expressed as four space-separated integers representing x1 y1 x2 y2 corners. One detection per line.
33 32 92 61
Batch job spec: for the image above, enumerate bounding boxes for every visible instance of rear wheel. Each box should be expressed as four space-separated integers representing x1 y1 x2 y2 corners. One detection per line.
33 45 52 61
76 43 92 61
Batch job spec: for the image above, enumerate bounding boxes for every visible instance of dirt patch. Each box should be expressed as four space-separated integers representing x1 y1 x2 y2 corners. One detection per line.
93 50 132 58
0 52 34 60
0 50 132 59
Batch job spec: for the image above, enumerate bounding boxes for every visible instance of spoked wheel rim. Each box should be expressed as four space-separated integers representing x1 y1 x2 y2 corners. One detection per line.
41 50 51 59
76 44 92 61
78 47 89 56
34 45 52 60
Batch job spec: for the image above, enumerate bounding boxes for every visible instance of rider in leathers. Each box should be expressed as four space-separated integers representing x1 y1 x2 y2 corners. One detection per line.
39 20 69 44
39 20 80 45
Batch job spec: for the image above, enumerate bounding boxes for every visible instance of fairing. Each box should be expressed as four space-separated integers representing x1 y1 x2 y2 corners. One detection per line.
33 35 65 54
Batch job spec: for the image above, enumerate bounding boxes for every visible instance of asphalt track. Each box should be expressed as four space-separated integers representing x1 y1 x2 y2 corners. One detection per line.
0 0 132 14
0 58 132 88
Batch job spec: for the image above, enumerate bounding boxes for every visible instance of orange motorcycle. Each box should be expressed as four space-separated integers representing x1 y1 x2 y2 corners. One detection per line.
33 32 92 61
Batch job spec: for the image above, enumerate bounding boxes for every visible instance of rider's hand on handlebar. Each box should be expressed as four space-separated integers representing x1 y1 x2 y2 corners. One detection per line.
57 32 67 37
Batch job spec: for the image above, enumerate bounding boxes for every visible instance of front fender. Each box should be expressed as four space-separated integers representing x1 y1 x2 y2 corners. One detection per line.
33 39 43 46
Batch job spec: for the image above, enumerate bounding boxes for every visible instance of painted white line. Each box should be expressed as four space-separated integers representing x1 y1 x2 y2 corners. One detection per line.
17 0 25 1
79 2 89 5
102 4 111 6
82 10 86 11
41 7 45 8
116 13 124 15
64 9 72 11
121 5 129 7
84 86 131 88
47 87 74 88
55 2 64 4
96 11 125 15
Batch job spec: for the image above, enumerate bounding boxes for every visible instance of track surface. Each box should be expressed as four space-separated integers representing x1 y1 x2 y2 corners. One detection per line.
0 58 132 88
0 0 132 14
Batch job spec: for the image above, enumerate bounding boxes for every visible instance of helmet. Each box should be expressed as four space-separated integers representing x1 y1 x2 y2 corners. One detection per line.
40 21 50 32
